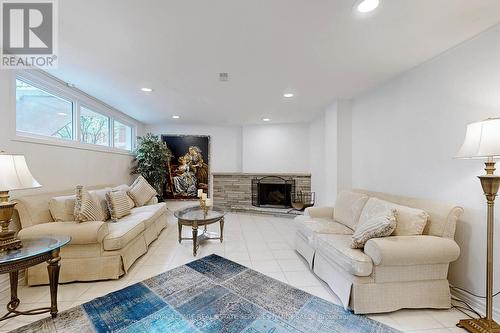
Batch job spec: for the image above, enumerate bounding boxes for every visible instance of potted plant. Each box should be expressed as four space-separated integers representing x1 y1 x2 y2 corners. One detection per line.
131 133 172 200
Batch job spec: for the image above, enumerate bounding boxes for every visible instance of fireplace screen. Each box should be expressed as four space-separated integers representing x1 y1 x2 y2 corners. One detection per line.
251 176 295 208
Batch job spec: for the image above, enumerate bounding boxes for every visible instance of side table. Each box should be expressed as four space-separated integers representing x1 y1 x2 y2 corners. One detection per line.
0 236 70 321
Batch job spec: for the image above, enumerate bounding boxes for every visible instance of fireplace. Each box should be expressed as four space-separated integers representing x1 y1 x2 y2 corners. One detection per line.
251 176 295 208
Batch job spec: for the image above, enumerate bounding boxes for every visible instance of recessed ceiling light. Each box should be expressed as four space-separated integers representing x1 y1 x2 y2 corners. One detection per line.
355 0 379 13
283 93 294 98
262 118 271 122
141 87 153 92
56 112 68 116
172 115 180 119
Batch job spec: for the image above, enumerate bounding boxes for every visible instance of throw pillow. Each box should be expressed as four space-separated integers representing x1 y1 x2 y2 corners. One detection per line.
128 176 157 207
389 201 429 236
89 187 112 221
112 184 135 209
351 198 397 248
362 197 429 236
106 190 132 222
74 185 105 222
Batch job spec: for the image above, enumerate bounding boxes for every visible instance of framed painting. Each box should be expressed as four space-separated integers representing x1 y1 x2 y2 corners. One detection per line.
161 134 210 200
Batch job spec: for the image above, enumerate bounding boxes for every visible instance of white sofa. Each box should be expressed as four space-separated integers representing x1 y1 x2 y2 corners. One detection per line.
11 184 168 286
294 189 463 314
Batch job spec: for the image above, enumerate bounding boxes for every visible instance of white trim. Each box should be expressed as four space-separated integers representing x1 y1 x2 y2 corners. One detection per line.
12 132 133 156
13 69 141 154
451 287 500 321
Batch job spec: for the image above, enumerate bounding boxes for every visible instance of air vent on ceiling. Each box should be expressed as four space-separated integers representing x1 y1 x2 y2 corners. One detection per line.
219 73 229 82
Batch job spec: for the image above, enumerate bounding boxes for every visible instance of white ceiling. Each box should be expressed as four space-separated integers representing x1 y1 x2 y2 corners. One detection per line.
49 0 500 125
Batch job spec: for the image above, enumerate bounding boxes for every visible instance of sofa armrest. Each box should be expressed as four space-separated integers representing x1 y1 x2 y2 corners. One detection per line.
18 221 109 245
304 207 334 219
364 236 460 266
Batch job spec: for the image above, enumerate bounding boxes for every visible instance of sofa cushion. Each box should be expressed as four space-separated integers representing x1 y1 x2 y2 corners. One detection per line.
334 191 369 230
49 195 76 222
103 216 145 251
296 218 353 243
130 203 167 228
128 176 157 207
74 186 105 222
18 221 109 245
351 198 397 248
316 234 373 277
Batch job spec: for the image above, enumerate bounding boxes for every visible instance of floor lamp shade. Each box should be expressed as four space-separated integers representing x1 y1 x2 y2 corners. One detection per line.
0 154 41 191
456 118 500 159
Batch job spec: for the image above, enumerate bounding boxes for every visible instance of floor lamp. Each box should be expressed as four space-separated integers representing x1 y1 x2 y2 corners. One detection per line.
456 118 500 333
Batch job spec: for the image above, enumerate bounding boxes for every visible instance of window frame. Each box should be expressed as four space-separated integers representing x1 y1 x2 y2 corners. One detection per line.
113 119 133 151
79 104 111 147
15 77 76 141
13 70 138 155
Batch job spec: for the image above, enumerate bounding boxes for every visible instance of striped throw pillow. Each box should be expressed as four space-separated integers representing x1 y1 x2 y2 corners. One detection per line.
128 176 157 207
106 190 131 222
74 185 105 222
112 184 135 209
89 188 112 221
351 198 397 249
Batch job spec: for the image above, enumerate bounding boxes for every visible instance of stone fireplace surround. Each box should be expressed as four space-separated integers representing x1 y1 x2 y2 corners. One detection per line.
212 172 311 215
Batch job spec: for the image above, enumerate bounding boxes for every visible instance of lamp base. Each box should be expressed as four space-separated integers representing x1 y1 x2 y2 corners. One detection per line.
0 197 22 252
0 236 22 252
458 318 500 333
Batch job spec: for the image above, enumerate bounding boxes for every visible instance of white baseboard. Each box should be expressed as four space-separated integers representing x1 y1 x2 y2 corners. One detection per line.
451 287 500 321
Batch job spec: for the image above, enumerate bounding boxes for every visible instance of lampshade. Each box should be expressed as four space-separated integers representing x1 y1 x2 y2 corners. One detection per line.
0 154 41 191
456 118 500 159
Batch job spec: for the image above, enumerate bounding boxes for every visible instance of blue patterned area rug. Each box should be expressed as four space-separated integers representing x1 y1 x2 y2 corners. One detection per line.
13 254 400 333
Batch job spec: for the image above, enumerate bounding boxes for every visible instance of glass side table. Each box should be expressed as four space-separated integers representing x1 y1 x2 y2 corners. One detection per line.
0 235 70 321
175 206 225 256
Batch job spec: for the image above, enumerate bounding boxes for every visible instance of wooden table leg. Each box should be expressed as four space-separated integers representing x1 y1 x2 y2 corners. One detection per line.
178 221 182 243
8 271 19 310
220 217 224 243
47 249 61 319
192 222 198 256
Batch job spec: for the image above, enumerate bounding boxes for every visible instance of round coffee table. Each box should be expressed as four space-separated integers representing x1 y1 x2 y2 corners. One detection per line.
175 206 225 256
0 235 70 321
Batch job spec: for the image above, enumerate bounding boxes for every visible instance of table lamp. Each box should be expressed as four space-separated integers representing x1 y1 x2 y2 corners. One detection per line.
0 153 41 251
456 118 500 333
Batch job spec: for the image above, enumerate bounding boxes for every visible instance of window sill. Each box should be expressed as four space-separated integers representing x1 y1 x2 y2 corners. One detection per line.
13 133 134 156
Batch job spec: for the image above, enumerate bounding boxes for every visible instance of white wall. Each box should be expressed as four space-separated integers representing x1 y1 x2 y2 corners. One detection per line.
309 114 326 206
242 123 310 174
351 24 500 315
145 124 243 172
308 100 351 207
0 71 142 197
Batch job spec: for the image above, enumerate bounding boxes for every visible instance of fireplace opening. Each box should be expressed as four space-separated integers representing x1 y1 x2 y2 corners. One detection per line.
251 176 295 208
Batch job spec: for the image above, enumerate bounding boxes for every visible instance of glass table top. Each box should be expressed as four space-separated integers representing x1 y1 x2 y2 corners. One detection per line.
0 236 71 265
174 206 226 221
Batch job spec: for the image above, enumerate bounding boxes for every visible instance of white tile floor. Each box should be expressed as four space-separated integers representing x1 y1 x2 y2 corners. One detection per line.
0 205 469 332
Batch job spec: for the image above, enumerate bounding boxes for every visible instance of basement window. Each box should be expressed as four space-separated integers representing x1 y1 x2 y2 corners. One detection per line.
16 79 74 140
14 73 137 153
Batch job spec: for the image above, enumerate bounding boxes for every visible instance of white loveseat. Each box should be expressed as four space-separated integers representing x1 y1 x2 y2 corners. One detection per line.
294 189 463 314
11 184 168 286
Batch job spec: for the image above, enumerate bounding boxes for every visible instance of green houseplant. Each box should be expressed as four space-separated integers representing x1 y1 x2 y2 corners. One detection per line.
131 133 172 199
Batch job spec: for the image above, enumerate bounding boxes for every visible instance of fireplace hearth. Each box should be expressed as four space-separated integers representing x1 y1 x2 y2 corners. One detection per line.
252 176 294 208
